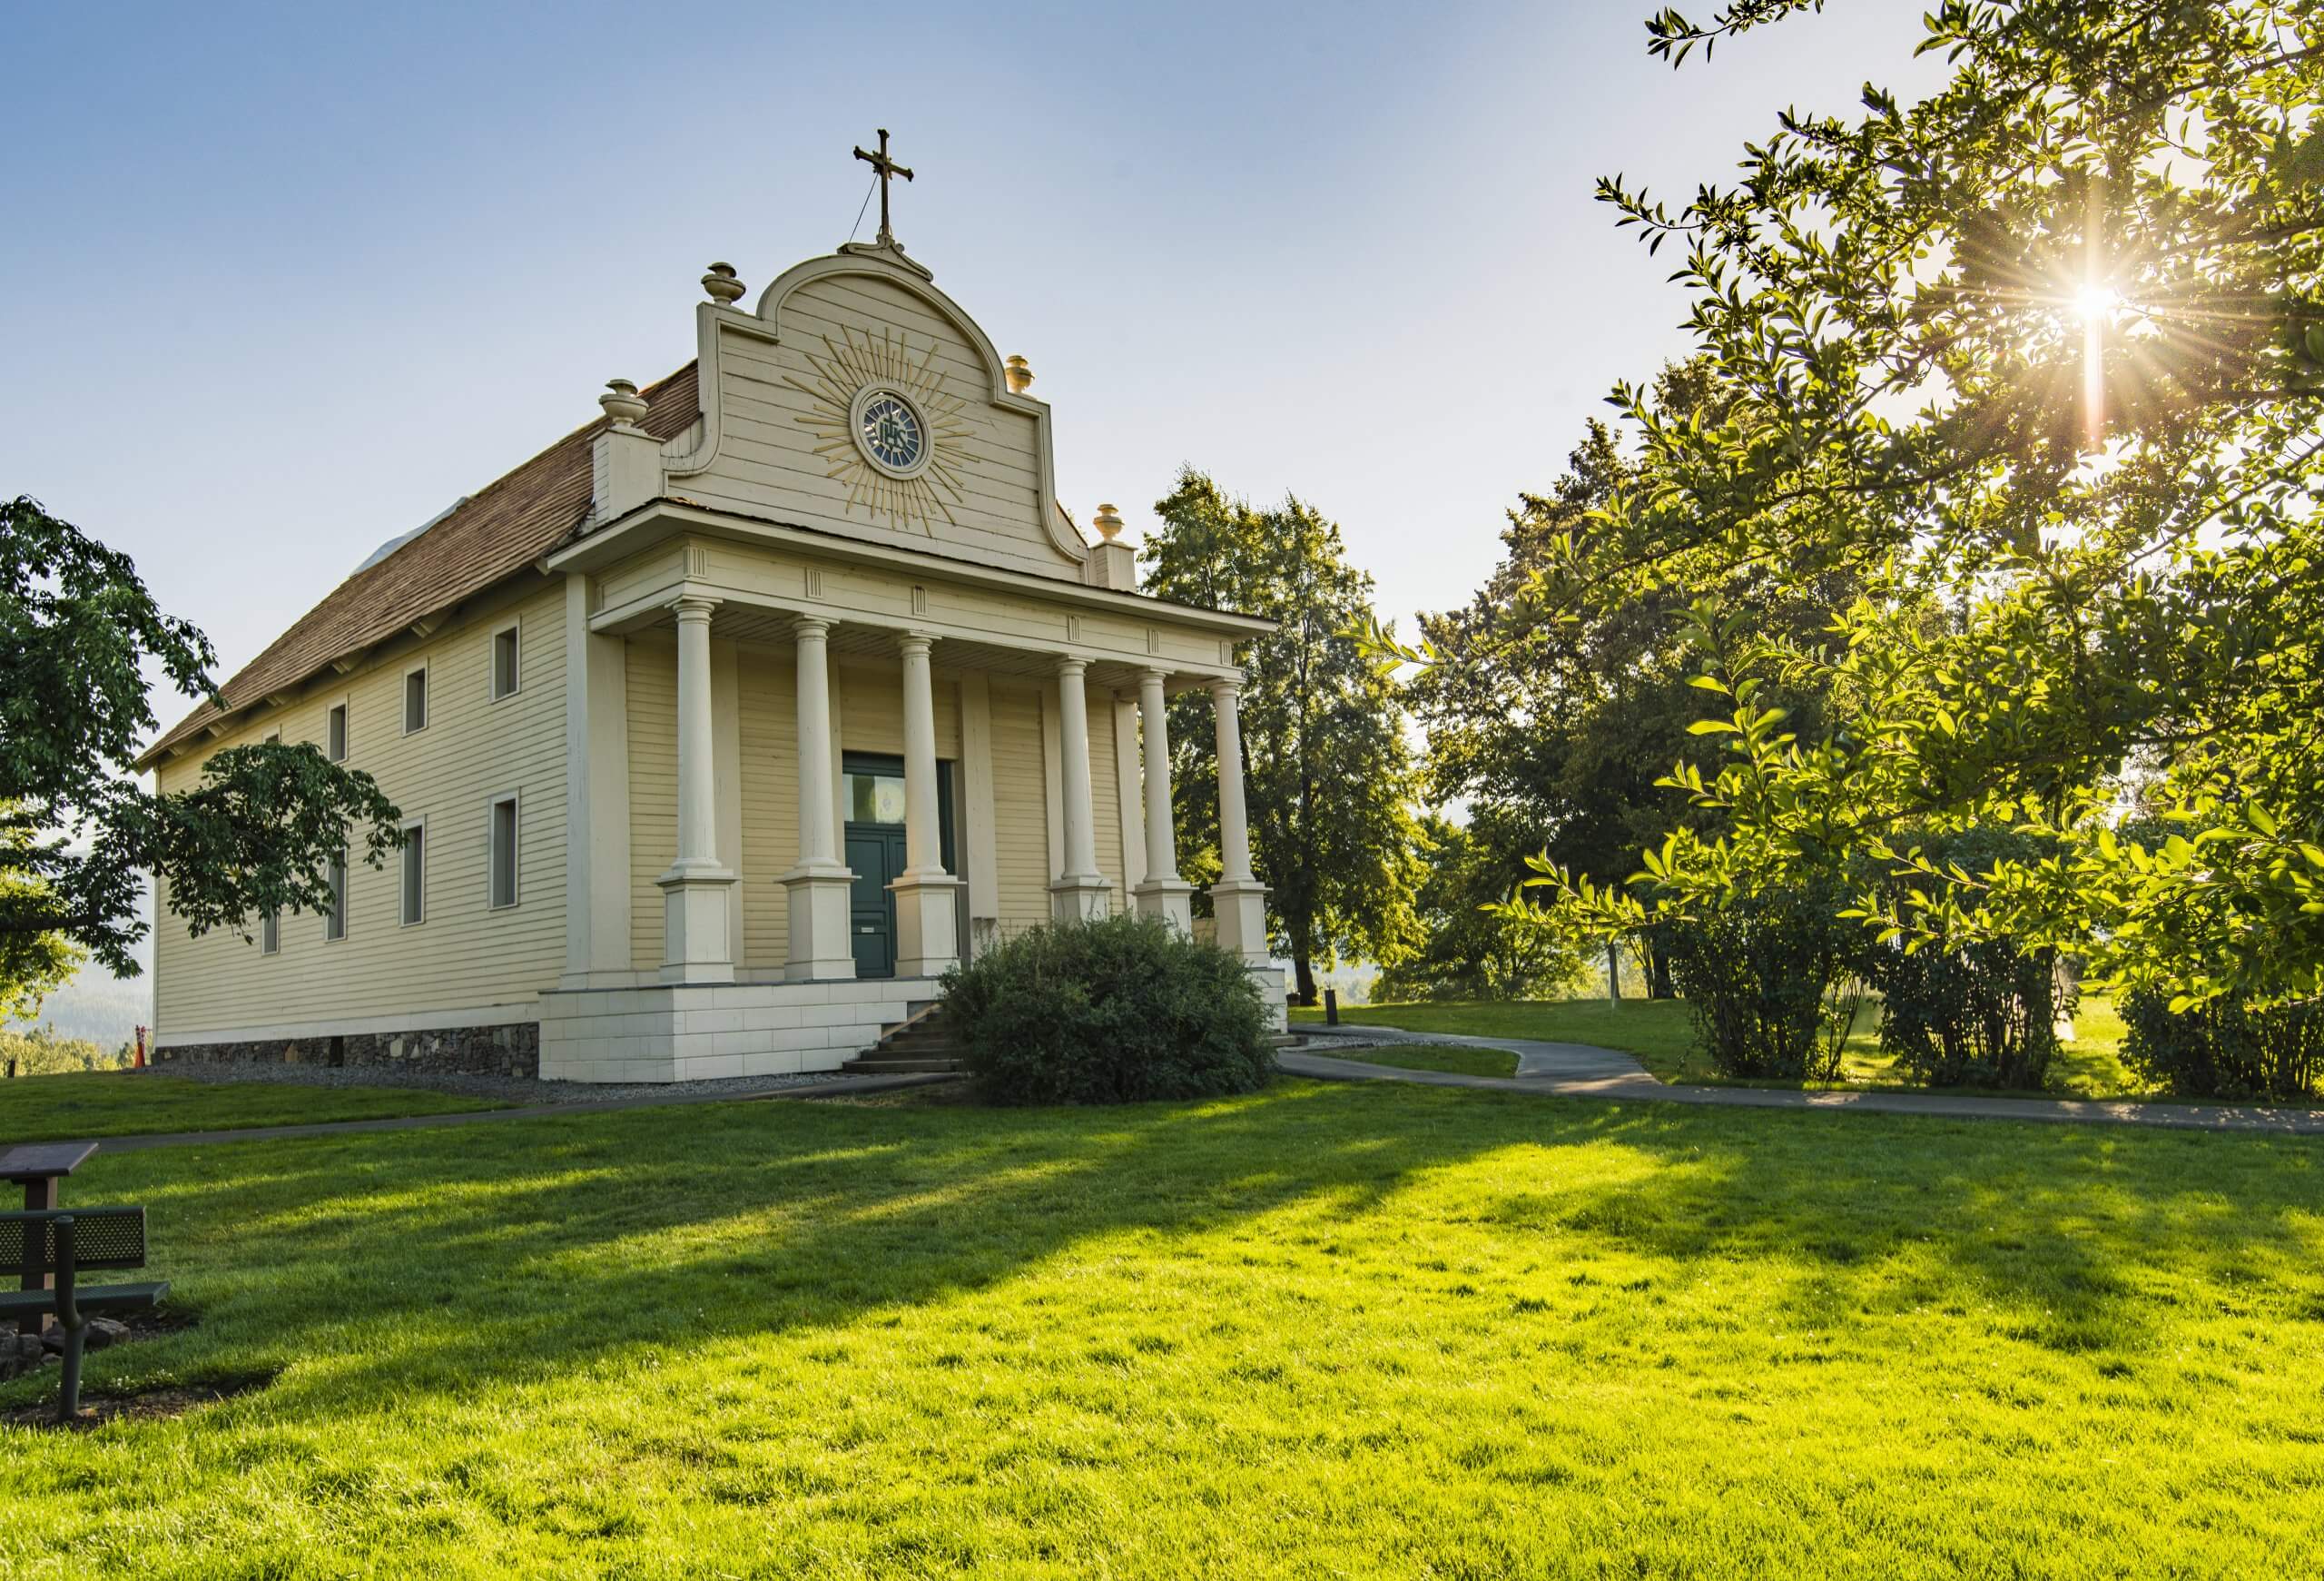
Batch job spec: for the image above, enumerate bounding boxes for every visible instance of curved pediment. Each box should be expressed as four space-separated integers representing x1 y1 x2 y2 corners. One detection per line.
666 242 1088 578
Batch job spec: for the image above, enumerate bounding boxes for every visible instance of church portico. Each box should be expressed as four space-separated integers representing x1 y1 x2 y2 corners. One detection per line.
145 143 1282 1082
534 515 1276 1079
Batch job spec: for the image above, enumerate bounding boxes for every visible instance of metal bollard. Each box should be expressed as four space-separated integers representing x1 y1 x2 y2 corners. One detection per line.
1324 988 1339 1026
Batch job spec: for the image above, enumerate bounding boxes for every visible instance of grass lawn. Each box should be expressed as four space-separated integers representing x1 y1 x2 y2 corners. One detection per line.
1325 1043 1521 1079
1299 995 2152 1098
3 1081 2319 1577
0 1072 503 1142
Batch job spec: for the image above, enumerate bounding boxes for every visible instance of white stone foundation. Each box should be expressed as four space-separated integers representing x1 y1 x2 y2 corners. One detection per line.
1246 965 1289 1033
538 977 938 1083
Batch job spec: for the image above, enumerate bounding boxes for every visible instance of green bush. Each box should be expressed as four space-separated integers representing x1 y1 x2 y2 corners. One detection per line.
941 913 1275 1104
2119 990 2321 1102
1871 830 2070 1091
1876 940 2064 1089
1661 878 1871 1081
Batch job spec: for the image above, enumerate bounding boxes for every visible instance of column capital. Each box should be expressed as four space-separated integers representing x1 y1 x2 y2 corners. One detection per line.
1138 666 1170 688
670 593 721 622
792 614 833 640
1056 656 1090 679
1208 673 1245 699
897 629 936 658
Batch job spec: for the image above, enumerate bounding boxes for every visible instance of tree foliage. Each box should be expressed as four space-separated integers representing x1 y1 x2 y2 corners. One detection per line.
1371 815 1587 1003
1 497 404 989
1433 3 2324 1016
1144 470 1423 1003
1407 367 1857 996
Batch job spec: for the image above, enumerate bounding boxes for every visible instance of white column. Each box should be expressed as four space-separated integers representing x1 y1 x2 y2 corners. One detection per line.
783 615 856 980
1131 667 1194 933
657 595 734 983
1207 677 1270 966
1049 657 1110 920
892 632 961 976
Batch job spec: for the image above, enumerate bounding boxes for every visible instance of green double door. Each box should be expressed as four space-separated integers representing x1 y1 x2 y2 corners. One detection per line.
840 753 956 980
846 826 911 979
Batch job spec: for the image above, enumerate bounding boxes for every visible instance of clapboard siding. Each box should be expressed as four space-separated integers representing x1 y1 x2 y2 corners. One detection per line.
990 680 1052 935
626 637 678 970
153 578 570 1033
735 649 801 971
1087 687 1128 910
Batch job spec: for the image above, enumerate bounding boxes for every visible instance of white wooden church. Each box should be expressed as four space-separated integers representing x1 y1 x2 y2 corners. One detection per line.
139 142 1280 1082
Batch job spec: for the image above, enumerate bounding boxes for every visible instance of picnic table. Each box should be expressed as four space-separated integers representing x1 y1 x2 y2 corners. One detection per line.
3 1142 98 1335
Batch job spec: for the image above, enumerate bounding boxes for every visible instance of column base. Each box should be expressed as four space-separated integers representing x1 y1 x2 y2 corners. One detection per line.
1049 874 1112 923
1207 877 1270 965
657 867 737 984
894 872 964 978
783 865 859 982
1132 877 1196 935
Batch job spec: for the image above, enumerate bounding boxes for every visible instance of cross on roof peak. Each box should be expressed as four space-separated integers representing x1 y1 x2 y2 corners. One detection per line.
853 128 914 250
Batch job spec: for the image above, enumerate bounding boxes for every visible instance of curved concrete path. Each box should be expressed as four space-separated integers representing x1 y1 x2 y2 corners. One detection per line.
1287 1025 2324 1134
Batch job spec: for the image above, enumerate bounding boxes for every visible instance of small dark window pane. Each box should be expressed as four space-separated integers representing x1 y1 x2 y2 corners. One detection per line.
327 705 348 761
405 670 428 733
490 797 519 908
325 852 347 941
493 627 519 699
401 826 425 925
261 911 279 954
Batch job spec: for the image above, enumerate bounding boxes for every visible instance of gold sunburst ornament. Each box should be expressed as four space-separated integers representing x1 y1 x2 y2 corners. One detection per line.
785 327 973 532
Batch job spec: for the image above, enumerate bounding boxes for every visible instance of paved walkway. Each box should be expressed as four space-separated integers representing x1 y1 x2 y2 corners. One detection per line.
38 1037 2324 1153
1289 1026 2324 1134
71 1070 955 1155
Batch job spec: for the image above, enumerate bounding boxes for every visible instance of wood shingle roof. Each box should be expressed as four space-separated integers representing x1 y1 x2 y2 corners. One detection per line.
144 363 698 764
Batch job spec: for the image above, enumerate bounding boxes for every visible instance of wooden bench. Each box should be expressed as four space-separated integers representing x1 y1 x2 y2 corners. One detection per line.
0 1209 169 1421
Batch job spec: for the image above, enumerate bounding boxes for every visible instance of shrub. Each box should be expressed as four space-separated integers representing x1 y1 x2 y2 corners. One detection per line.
1871 829 2071 1091
941 913 1275 1104
2119 990 2322 1102
1876 939 2064 1089
1660 877 1871 1081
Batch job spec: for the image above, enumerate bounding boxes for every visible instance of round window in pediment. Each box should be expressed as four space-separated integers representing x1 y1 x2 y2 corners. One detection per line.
845 383 934 479
793 326 970 533
852 388 927 477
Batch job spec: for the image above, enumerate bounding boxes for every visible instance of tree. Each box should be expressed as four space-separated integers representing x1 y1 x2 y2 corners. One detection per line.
1406 368 1857 997
1371 814 1586 1003
1144 470 1423 1003
1469 3 2324 1014
1 496 405 993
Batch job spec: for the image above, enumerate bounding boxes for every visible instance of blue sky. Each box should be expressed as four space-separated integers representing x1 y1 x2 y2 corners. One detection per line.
2 1 1939 694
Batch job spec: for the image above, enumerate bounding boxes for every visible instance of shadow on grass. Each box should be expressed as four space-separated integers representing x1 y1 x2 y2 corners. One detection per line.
15 1079 2321 1418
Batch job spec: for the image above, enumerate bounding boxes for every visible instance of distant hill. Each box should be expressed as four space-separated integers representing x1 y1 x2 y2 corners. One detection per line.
6 885 154 1052
18 965 152 1051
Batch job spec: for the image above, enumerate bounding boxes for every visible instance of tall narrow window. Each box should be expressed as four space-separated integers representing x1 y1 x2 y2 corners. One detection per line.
404 667 428 734
491 624 519 701
400 822 426 925
489 795 519 909
325 850 348 941
261 910 280 955
326 703 348 762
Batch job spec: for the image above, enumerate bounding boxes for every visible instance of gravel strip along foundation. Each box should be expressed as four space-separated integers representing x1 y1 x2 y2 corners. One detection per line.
125 1058 850 1108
